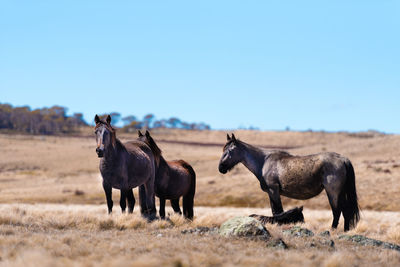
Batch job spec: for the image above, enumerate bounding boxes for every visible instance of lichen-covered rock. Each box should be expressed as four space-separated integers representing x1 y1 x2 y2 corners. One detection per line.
339 235 400 251
219 216 270 238
319 230 330 237
266 238 288 249
181 226 218 235
283 226 314 237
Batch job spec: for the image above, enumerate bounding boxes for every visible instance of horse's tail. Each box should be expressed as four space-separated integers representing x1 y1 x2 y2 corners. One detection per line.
181 161 196 220
341 160 360 230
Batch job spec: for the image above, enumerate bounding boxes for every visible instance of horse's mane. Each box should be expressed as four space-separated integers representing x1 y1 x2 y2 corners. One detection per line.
225 138 289 157
237 139 265 154
224 138 264 154
144 133 162 159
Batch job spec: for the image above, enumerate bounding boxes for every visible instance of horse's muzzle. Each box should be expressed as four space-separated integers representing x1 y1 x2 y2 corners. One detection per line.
218 165 227 174
96 148 104 158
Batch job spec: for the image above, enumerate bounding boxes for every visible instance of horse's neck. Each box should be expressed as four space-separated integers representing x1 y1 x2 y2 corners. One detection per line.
240 143 268 179
103 139 124 164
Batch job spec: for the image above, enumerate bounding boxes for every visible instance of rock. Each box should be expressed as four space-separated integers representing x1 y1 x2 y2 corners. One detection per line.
339 235 400 252
283 226 314 237
219 216 270 238
319 230 330 237
181 226 218 235
266 238 288 249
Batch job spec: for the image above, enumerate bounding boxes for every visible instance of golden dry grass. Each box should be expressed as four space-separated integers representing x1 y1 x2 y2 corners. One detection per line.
0 130 400 266
0 204 399 267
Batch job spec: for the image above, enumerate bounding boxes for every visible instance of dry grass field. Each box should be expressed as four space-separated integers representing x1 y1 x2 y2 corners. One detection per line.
0 129 400 266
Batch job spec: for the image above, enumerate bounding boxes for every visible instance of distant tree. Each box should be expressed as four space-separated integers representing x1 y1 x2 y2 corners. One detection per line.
0 103 213 134
0 103 87 135
122 115 137 126
0 104 13 129
109 112 121 126
167 117 181 128
143 114 155 129
152 119 167 129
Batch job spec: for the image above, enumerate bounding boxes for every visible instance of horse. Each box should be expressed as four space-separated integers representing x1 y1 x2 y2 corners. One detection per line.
137 130 196 220
94 114 156 220
218 134 360 231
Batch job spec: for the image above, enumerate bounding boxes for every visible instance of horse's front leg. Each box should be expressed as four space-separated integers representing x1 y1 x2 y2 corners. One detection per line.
144 178 157 221
139 180 157 221
266 183 284 215
102 181 113 214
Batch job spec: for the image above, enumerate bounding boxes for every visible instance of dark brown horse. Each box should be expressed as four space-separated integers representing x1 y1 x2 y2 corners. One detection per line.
218 134 360 231
138 130 196 220
94 115 156 220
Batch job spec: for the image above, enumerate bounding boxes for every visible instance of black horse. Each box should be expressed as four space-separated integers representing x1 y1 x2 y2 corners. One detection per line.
94 115 156 220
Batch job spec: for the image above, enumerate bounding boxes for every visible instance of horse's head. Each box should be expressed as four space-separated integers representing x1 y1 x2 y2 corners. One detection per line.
94 114 116 158
218 133 242 174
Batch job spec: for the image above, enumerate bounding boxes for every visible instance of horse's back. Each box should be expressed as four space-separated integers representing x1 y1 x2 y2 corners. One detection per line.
157 160 192 199
272 152 348 199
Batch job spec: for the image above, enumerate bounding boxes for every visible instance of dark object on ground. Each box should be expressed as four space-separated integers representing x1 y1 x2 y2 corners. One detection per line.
250 206 304 225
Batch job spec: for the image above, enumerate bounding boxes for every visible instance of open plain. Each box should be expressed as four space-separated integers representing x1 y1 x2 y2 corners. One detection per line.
0 129 399 266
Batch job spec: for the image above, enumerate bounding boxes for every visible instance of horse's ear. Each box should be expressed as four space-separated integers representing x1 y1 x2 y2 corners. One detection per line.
231 133 236 141
227 134 231 141
95 114 100 124
138 130 143 137
106 115 111 124
299 206 303 211
145 130 150 137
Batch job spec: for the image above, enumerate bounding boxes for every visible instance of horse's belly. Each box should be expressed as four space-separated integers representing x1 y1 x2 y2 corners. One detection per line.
280 177 324 200
156 178 190 200
280 186 324 200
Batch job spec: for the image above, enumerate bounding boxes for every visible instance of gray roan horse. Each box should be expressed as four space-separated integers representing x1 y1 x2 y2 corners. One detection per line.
138 130 196 220
94 115 156 220
218 134 360 231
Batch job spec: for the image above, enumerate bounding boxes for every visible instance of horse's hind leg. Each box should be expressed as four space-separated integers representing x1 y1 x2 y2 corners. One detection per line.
171 198 182 215
126 189 135 213
120 190 127 213
159 197 166 219
324 185 342 229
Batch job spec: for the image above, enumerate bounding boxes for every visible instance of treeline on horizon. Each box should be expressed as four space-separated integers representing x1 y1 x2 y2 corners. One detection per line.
0 103 210 135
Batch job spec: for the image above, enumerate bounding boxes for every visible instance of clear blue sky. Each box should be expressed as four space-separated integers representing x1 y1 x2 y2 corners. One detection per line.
1 1 399 132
